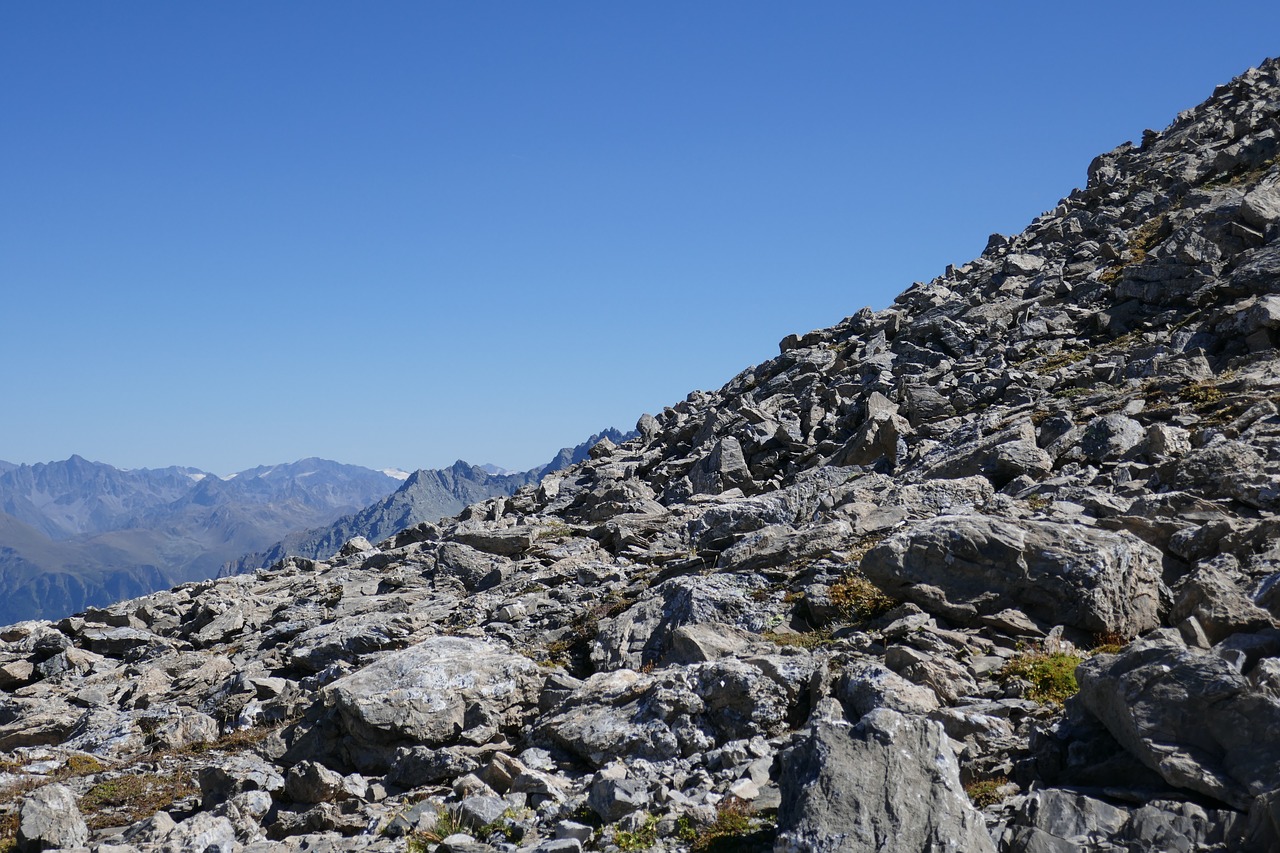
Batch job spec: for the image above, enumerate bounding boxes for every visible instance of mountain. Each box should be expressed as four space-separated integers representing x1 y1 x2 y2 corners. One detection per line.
3 59 1280 852
221 428 632 575
0 457 402 624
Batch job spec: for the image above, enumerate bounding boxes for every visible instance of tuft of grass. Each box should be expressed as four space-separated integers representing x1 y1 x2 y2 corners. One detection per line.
829 571 898 621
683 797 775 853
63 754 105 776
1036 350 1087 373
1181 381 1225 407
1025 494 1052 512
535 522 575 542
79 770 198 829
1053 386 1091 399
763 629 834 651
0 813 16 853
1090 631 1128 656
1000 651 1082 706
965 776 1009 808
614 813 660 851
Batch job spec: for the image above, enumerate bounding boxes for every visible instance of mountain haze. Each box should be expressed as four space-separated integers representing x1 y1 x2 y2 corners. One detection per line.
0 457 402 624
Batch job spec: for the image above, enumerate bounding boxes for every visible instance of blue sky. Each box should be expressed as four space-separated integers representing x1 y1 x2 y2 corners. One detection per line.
3 3 1278 475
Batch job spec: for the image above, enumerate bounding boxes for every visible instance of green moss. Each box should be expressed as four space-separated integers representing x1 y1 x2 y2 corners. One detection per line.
79 771 198 829
1000 651 1082 706
965 776 1009 808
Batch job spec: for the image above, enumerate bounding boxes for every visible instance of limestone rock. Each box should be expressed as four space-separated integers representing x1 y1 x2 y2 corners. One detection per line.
775 710 995 853
17 784 88 852
861 514 1162 634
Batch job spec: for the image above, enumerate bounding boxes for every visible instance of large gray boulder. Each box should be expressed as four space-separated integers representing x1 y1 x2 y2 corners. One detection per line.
775 708 996 853
1076 636 1280 809
324 636 543 762
861 515 1162 635
17 784 89 852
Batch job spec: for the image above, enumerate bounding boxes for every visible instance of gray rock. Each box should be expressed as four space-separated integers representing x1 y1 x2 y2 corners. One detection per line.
835 660 940 719
1079 413 1145 462
861 514 1162 635
775 710 995 853
17 784 88 852
1077 637 1280 809
325 636 543 767
588 776 649 822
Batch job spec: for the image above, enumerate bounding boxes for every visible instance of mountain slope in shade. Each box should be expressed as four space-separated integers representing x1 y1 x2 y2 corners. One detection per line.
222 428 633 575
0 457 403 623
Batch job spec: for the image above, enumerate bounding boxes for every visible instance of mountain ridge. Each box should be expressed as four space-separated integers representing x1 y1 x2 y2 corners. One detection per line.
221 429 633 576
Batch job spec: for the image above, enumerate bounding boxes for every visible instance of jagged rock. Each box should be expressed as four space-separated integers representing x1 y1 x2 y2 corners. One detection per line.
1171 558 1275 644
835 660 940 718
1076 635 1280 809
861 514 1162 634
1078 413 1145 462
17 784 88 852
775 709 996 853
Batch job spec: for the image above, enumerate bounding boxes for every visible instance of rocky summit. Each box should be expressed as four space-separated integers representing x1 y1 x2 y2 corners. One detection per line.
3 58 1280 853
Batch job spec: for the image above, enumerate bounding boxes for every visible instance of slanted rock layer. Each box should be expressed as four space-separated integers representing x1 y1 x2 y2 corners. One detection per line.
4 58 1280 853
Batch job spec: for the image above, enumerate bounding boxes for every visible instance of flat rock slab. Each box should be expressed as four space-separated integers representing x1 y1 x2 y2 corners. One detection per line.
861 514 1162 635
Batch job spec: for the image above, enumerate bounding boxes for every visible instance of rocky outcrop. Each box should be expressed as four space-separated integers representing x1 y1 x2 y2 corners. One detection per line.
3 56 1280 853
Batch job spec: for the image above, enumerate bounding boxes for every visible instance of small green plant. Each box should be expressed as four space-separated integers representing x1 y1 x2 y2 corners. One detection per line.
763 629 834 650
829 571 898 621
536 522 575 542
685 797 775 852
1035 349 1087 373
405 809 466 850
1000 651 1083 705
1181 380 1225 407
1090 630 1128 656
1053 385 1091 399
965 776 1009 808
79 771 198 829
614 813 660 850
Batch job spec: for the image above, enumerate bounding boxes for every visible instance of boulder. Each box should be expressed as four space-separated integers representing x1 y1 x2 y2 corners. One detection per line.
17 784 88 852
861 515 1162 635
775 709 996 853
1076 636 1280 809
324 636 543 768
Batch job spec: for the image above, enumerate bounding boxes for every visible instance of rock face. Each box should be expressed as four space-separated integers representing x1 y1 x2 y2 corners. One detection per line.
3 57 1280 853
776 709 995 853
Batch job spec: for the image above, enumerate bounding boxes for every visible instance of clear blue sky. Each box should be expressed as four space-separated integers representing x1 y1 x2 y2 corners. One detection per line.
3 2 1277 475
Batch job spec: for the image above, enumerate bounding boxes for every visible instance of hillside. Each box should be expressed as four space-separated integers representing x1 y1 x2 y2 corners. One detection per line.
2 58 1280 853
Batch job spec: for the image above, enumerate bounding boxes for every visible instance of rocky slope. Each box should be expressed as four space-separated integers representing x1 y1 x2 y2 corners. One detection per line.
222 431 632 577
3 58 1280 853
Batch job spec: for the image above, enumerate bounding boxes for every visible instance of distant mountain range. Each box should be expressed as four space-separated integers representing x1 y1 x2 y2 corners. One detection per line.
0 430 631 624
0 456 403 625
220 428 632 576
